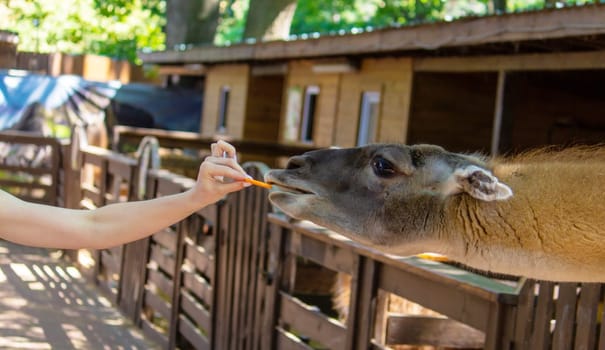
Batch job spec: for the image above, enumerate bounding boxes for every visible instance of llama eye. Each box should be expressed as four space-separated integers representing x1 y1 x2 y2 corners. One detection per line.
372 156 396 177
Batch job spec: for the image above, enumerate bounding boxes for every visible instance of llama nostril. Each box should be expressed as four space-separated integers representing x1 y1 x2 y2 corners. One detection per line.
286 155 307 170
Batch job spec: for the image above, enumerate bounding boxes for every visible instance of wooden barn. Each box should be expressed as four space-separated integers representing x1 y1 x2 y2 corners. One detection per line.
141 5 605 156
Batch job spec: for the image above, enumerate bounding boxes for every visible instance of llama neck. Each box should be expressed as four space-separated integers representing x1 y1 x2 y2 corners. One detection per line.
437 161 605 282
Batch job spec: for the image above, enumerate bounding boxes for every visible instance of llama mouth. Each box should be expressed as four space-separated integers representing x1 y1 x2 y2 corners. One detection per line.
264 171 316 196
268 182 314 195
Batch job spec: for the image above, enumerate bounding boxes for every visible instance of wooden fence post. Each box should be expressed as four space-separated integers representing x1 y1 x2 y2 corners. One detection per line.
118 136 160 325
260 219 288 350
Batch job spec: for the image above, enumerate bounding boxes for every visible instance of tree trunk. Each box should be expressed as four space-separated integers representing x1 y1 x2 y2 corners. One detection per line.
492 0 507 14
165 0 220 48
243 0 297 41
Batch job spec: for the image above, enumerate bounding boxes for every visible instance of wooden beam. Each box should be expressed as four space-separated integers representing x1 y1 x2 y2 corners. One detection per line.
414 50 605 72
157 64 206 76
140 5 605 64
385 315 485 347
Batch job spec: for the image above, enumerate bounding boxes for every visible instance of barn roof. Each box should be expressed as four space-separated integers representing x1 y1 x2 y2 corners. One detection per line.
140 4 605 66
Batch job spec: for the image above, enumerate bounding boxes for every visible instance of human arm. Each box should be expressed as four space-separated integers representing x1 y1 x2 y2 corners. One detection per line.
0 140 250 249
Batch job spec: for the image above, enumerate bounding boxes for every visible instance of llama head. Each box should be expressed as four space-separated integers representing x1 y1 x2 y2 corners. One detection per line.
265 144 512 248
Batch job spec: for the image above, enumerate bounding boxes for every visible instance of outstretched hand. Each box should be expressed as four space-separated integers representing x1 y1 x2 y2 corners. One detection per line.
191 140 251 205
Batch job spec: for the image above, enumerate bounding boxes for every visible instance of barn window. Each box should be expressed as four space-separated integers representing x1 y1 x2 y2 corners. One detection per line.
217 86 230 132
300 86 319 143
357 91 381 146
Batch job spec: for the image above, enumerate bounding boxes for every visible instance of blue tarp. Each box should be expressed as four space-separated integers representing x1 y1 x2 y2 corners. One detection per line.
0 70 202 134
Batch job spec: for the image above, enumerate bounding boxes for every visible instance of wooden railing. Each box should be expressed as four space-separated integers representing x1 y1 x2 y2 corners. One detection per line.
4 129 605 350
0 130 62 205
112 126 318 169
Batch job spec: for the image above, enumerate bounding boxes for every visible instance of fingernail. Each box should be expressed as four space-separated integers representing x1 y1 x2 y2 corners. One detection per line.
243 181 252 187
246 174 253 179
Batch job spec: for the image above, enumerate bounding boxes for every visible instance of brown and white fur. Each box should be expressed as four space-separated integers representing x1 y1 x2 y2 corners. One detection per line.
265 144 605 282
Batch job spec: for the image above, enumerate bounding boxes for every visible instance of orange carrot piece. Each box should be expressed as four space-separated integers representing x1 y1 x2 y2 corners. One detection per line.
244 177 272 189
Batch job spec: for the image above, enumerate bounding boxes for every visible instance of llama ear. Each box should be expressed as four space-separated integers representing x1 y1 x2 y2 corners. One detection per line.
451 165 513 201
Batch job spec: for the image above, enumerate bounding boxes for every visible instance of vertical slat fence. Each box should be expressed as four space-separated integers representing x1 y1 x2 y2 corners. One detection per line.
6 129 605 350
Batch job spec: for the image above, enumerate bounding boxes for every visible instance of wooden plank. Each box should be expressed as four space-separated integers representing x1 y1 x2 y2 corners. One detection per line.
373 290 390 346
574 283 601 350
98 281 117 301
100 249 121 276
144 287 172 321
182 271 213 307
141 6 605 64
529 281 555 350
8 194 52 204
598 289 605 350
370 340 390 350
0 130 62 146
181 289 212 333
276 327 315 350
223 198 238 350
141 6 605 63
385 315 484 347
152 228 178 252
81 185 102 206
0 165 52 175
214 202 231 350
113 125 317 157
82 150 105 167
495 302 518 349
108 245 123 256
552 283 578 350
149 244 176 276
159 64 206 76
196 205 218 224
378 262 495 332
237 186 254 350
185 244 214 281
289 231 357 275
260 222 287 350
156 175 184 196
414 51 605 73
513 279 536 348
119 237 151 322
245 186 265 350
194 233 216 256
179 314 211 350
350 257 378 350
231 190 246 350
0 178 53 189
147 269 174 299
140 317 169 349
279 292 346 350
167 220 186 350
107 157 136 177
252 197 271 350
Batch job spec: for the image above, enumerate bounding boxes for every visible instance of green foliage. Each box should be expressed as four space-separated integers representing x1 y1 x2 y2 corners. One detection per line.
215 0 250 45
0 0 166 63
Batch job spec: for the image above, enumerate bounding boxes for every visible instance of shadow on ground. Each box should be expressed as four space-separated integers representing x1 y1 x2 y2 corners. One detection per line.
0 240 159 349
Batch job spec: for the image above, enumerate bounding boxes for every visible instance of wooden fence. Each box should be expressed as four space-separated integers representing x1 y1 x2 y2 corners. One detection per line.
0 131 62 205
3 129 605 350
